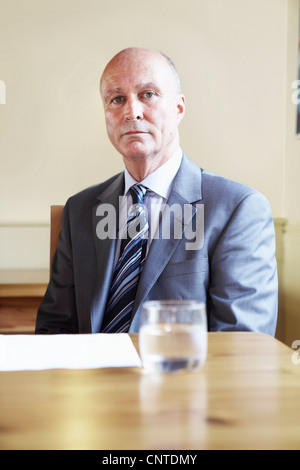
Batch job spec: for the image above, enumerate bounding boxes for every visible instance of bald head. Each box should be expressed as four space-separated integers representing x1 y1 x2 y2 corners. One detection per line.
100 48 181 97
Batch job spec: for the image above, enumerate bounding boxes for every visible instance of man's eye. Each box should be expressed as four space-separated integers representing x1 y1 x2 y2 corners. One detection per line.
143 91 155 99
112 96 124 104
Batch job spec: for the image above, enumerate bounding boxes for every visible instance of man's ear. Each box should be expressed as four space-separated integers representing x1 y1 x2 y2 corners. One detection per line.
176 94 186 124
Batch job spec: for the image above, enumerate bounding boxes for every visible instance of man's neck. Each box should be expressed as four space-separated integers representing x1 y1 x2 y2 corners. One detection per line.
123 146 181 182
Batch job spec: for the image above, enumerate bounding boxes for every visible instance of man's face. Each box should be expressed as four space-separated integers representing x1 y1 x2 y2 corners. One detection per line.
100 49 185 166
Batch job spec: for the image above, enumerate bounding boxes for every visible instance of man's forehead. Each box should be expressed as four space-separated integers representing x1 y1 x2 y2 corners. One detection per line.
101 64 169 98
103 49 170 75
103 58 163 80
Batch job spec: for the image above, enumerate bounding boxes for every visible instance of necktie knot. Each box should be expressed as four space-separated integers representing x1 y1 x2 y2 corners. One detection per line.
129 184 147 205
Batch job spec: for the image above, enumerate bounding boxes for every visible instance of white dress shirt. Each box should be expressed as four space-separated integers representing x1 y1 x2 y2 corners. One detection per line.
115 148 183 264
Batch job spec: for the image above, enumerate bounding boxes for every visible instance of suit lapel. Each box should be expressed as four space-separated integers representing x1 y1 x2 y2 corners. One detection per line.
90 173 124 333
132 154 203 319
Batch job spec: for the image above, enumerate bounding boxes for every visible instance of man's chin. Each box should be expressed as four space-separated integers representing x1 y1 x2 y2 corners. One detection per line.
121 147 154 160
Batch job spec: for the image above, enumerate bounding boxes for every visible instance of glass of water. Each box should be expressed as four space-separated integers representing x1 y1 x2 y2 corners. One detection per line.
139 300 207 373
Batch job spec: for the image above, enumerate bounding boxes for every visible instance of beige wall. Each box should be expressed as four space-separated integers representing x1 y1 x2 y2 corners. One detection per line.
0 0 286 226
0 0 299 344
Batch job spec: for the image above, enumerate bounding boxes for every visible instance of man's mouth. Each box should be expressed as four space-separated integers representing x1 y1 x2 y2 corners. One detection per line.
123 130 147 136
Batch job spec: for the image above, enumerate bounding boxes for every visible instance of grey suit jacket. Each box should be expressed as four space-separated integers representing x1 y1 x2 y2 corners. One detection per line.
35 153 278 335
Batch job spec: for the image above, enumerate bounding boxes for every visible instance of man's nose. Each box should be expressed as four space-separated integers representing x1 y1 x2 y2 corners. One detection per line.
124 96 143 121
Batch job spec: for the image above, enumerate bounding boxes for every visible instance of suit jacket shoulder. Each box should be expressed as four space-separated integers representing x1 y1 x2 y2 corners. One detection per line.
201 168 265 205
67 172 124 211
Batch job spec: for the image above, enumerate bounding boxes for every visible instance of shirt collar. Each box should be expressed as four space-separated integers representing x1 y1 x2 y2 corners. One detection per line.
124 148 183 200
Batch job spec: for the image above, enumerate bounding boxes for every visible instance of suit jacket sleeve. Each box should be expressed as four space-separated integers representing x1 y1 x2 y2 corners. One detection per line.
35 200 79 334
208 191 278 335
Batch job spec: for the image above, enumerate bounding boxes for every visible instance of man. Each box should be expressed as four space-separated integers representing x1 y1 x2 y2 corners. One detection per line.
35 47 278 335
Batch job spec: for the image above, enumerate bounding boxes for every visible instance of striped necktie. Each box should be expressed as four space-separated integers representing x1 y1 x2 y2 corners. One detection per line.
101 184 149 332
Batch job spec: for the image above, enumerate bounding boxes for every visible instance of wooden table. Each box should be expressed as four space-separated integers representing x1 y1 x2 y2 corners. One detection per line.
0 332 299 450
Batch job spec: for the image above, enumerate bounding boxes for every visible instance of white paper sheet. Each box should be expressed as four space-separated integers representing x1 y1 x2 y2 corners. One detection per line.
0 333 142 371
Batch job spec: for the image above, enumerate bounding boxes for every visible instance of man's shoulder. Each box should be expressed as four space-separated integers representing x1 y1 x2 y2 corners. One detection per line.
67 172 123 206
200 168 268 206
181 153 265 204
